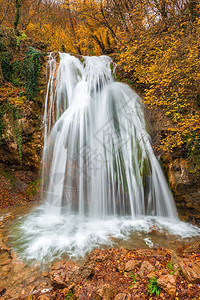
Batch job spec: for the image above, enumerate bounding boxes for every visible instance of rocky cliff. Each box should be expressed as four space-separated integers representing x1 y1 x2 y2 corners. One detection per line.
148 106 200 225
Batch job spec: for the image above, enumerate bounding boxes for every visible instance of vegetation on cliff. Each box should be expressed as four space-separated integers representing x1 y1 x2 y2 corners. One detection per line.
0 26 45 168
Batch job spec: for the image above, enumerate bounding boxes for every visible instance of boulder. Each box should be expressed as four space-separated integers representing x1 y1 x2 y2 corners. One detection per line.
171 251 200 283
125 260 141 272
115 293 127 300
147 268 168 280
147 272 157 280
179 259 200 283
95 283 116 300
119 247 129 256
138 261 155 277
50 261 79 287
50 261 94 288
86 249 112 263
171 251 181 272
157 274 176 296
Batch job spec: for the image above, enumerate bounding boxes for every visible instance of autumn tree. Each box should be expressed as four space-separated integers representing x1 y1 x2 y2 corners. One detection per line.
0 0 199 161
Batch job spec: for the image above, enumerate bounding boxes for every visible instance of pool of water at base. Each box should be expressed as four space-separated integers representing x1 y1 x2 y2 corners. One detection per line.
1 203 200 267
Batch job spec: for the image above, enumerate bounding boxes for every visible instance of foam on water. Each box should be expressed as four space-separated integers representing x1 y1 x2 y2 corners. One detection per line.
9 205 200 263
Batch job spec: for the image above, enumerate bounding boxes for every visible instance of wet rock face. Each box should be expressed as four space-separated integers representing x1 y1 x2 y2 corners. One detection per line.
147 105 200 224
161 154 200 224
0 105 43 171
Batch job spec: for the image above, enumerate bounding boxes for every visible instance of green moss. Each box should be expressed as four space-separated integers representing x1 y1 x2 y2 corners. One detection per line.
0 169 15 184
0 101 23 162
0 51 13 81
22 47 43 100
16 31 27 46
0 46 43 100
26 180 40 195
65 292 74 300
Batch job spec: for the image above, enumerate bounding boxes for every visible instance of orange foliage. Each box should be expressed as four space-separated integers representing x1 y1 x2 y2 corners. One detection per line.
0 0 199 161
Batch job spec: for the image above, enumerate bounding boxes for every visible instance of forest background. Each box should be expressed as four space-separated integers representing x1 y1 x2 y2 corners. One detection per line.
0 0 199 164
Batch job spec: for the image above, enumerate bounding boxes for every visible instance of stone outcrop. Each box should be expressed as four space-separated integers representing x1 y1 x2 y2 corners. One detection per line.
157 274 177 295
95 283 116 300
180 259 200 283
50 261 94 288
171 251 200 283
50 261 80 287
138 261 155 277
161 155 200 224
148 105 200 224
125 260 141 272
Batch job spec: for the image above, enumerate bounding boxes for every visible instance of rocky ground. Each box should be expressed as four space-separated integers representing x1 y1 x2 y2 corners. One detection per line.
0 212 200 300
0 219 200 300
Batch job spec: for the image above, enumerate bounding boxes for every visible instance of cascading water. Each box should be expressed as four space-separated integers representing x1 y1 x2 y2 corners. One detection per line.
9 53 200 263
42 53 177 219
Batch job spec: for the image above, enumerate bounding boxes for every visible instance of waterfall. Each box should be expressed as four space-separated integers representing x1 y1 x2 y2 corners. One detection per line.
42 53 178 220
10 53 200 263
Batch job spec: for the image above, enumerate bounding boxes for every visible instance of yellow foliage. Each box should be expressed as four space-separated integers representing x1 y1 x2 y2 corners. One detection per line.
117 21 200 161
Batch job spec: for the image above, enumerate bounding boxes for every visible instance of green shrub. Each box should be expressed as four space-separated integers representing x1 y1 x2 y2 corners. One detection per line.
166 262 175 274
22 47 42 100
147 277 161 297
1 51 12 81
0 46 43 100
66 291 74 300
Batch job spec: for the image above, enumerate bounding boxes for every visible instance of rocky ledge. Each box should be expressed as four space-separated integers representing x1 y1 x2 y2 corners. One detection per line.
0 239 200 300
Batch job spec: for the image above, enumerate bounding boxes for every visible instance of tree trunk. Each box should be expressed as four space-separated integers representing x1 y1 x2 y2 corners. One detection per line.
188 0 199 23
14 0 22 32
0 63 4 83
66 0 81 55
